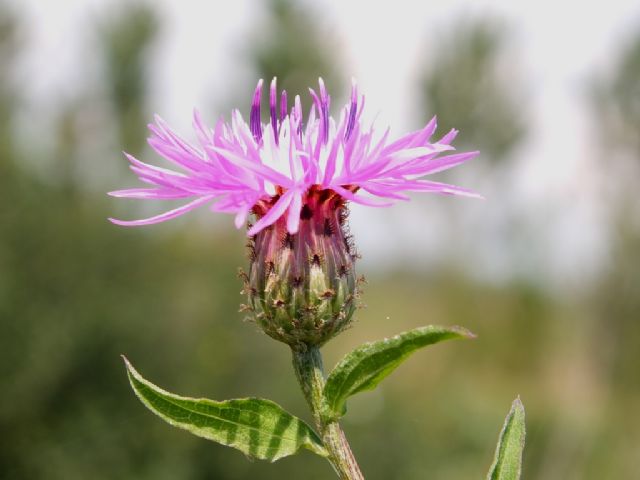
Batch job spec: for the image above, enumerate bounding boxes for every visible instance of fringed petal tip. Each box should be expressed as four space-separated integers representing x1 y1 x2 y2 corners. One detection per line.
439 188 484 200
108 196 215 227
107 189 188 199
108 217 144 227
234 208 250 229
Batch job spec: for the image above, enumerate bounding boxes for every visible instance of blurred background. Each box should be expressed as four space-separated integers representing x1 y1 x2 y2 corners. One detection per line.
1 0 639 478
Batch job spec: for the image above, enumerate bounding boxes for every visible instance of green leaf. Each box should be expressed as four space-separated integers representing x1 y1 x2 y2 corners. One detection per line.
486 397 526 480
123 356 327 462
323 325 474 419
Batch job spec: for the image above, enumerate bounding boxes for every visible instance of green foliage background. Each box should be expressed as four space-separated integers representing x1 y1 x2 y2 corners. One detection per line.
1 1 639 479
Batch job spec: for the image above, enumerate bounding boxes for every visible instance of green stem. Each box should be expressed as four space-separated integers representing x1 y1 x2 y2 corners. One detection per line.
292 346 364 480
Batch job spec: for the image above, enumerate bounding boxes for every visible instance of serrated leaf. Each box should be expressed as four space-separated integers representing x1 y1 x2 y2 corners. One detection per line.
323 325 474 419
487 397 526 480
123 357 327 462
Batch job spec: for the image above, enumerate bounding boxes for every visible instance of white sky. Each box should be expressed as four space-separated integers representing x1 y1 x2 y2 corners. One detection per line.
10 0 640 288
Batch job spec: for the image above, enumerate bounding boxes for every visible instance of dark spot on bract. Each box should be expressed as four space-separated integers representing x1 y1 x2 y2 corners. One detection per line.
324 218 335 236
300 204 313 220
282 232 294 249
265 260 275 276
318 188 333 203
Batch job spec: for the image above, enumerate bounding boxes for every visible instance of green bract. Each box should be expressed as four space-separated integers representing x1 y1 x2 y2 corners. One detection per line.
244 186 359 347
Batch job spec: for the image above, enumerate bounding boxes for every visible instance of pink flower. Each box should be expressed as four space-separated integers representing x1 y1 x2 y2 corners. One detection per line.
109 78 480 235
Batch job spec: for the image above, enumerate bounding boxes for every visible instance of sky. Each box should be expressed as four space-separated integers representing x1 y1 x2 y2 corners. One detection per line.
10 0 640 288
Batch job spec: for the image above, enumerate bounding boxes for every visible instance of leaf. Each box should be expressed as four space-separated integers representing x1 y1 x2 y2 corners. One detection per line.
323 325 474 419
123 356 327 462
486 397 526 480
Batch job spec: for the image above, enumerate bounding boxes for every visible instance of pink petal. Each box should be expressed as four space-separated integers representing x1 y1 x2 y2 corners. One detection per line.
212 147 293 188
331 185 394 207
234 205 252 229
405 180 484 198
286 190 303 233
108 196 215 226
397 151 479 177
108 188 189 199
438 128 458 145
361 184 411 200
247 190 294 236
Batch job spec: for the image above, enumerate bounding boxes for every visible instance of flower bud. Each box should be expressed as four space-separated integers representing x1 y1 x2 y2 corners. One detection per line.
243 186 359 347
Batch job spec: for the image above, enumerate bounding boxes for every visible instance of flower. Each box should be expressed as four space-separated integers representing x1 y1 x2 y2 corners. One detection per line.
110 78 480 347
109 77 480 235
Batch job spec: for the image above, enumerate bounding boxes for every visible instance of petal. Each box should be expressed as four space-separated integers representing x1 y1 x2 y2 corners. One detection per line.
108 196 215 226
234 205 252 229
404 180 484 198
286 190 303 234
438 128 458 145
247 190 294 236
212 147 293 188
108 188 189 199
381 116 437 154
398 151 479 177
331 185 394 207
361 184 411 200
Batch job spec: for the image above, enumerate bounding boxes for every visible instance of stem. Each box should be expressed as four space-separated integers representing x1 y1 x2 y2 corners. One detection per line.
292 346 364 480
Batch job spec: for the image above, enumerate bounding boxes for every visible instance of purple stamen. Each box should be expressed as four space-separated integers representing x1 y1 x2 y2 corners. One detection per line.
280 90 288 123
345 78 358 141
294 94 302 137
269 77 278 143
250 79 264 143
318 78 330 145
309 87 322 139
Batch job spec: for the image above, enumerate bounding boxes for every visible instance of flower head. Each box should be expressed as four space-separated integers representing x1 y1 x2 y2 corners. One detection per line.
110 77 480 347
109 77 480 235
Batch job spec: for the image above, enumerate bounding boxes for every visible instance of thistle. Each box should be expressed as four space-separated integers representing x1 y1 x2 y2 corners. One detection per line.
111 78 525 480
